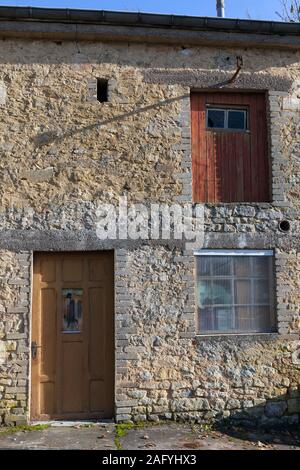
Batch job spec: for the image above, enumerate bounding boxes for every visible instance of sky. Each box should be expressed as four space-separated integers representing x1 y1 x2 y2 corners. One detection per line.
0 1 288 22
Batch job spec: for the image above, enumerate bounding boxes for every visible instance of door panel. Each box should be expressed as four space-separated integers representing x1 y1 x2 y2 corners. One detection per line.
31 251 114 420
62 341 83 413
62 258 83 282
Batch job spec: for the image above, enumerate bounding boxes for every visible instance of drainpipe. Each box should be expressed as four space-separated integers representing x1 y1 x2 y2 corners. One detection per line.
216 0 225 18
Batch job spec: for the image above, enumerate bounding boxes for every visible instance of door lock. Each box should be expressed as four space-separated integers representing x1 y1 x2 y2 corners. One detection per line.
31 341 41 359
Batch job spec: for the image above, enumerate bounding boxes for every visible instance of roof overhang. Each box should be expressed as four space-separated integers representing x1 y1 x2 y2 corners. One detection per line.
0 6 299 49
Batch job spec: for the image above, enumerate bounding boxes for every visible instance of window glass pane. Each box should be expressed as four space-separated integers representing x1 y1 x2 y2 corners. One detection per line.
62 288 83 333
253 257 269 277
211 280 232 305
196 256 210 276
211 256 231 276
199 306 235 332
199 306 214 331
215 307 235 331
234 256 251 276
235 279 251 304
198 280 212 308
207 109 225 128
198 279 232 307
236 306 252 331
253 279 270 304
228 110 246 130
252 306 271 332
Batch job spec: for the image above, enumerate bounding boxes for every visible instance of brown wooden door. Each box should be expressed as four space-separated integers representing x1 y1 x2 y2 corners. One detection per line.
191 92 270 203
31 252 114 421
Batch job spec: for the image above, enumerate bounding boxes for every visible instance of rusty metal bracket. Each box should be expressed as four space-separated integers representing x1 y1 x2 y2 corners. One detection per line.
214 55 244 89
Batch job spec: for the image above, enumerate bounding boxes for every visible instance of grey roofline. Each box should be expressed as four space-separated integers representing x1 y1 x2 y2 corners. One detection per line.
0 6 299 35
0 6 299 49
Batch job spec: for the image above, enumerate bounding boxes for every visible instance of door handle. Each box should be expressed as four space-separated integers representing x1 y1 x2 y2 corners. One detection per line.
31 341 41 359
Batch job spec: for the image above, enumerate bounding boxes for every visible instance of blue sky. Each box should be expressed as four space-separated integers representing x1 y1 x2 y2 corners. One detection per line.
0 1 287 21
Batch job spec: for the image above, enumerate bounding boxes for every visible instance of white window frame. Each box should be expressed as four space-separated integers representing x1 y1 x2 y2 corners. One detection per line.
194 249 273 257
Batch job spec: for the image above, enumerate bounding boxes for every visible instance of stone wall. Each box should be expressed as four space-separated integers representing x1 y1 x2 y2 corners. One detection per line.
0 37 299 425
0 40 299 210
0 251 31 425
115 246 300 427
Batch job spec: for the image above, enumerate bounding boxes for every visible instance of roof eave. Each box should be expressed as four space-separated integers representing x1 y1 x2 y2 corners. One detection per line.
0 7 299 49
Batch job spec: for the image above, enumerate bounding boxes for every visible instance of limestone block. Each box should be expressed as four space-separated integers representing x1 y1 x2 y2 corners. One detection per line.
282 96 300 111
0 82 6 105
292 349 300 365
19 167 54 183
265 401 287 418
288 398 300 414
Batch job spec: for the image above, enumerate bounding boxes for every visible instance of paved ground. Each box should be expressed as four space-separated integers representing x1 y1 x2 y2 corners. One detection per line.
0 422 299 450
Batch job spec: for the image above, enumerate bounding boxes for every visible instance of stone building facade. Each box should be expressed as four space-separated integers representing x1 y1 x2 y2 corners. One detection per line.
0 7 299 426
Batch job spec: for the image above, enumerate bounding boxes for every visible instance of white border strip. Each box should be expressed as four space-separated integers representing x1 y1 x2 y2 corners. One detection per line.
194 249 274 256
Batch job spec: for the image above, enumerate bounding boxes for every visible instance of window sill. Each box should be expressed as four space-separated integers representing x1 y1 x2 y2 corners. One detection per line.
206 128 250 134
204 202 272 206
195 332 279 341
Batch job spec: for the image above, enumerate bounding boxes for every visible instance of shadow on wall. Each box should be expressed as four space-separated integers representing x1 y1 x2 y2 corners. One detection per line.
214 390 300 433
32 94 190 147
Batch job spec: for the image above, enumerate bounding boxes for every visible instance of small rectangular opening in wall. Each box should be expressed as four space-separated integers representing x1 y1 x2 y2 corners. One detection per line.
97 79 109 103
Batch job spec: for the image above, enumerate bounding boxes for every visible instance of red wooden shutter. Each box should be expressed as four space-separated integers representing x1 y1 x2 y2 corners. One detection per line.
191 92 270 203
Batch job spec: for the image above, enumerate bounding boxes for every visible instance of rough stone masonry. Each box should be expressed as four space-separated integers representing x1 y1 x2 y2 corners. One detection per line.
0 8 299 427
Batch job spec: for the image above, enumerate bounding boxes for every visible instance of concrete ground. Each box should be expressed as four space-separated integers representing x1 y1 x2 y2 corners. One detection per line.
0 422 299 450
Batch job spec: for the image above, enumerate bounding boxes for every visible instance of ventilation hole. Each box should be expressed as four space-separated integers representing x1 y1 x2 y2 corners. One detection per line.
123 182 130 191
279 220 290 232
97 78 109 103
